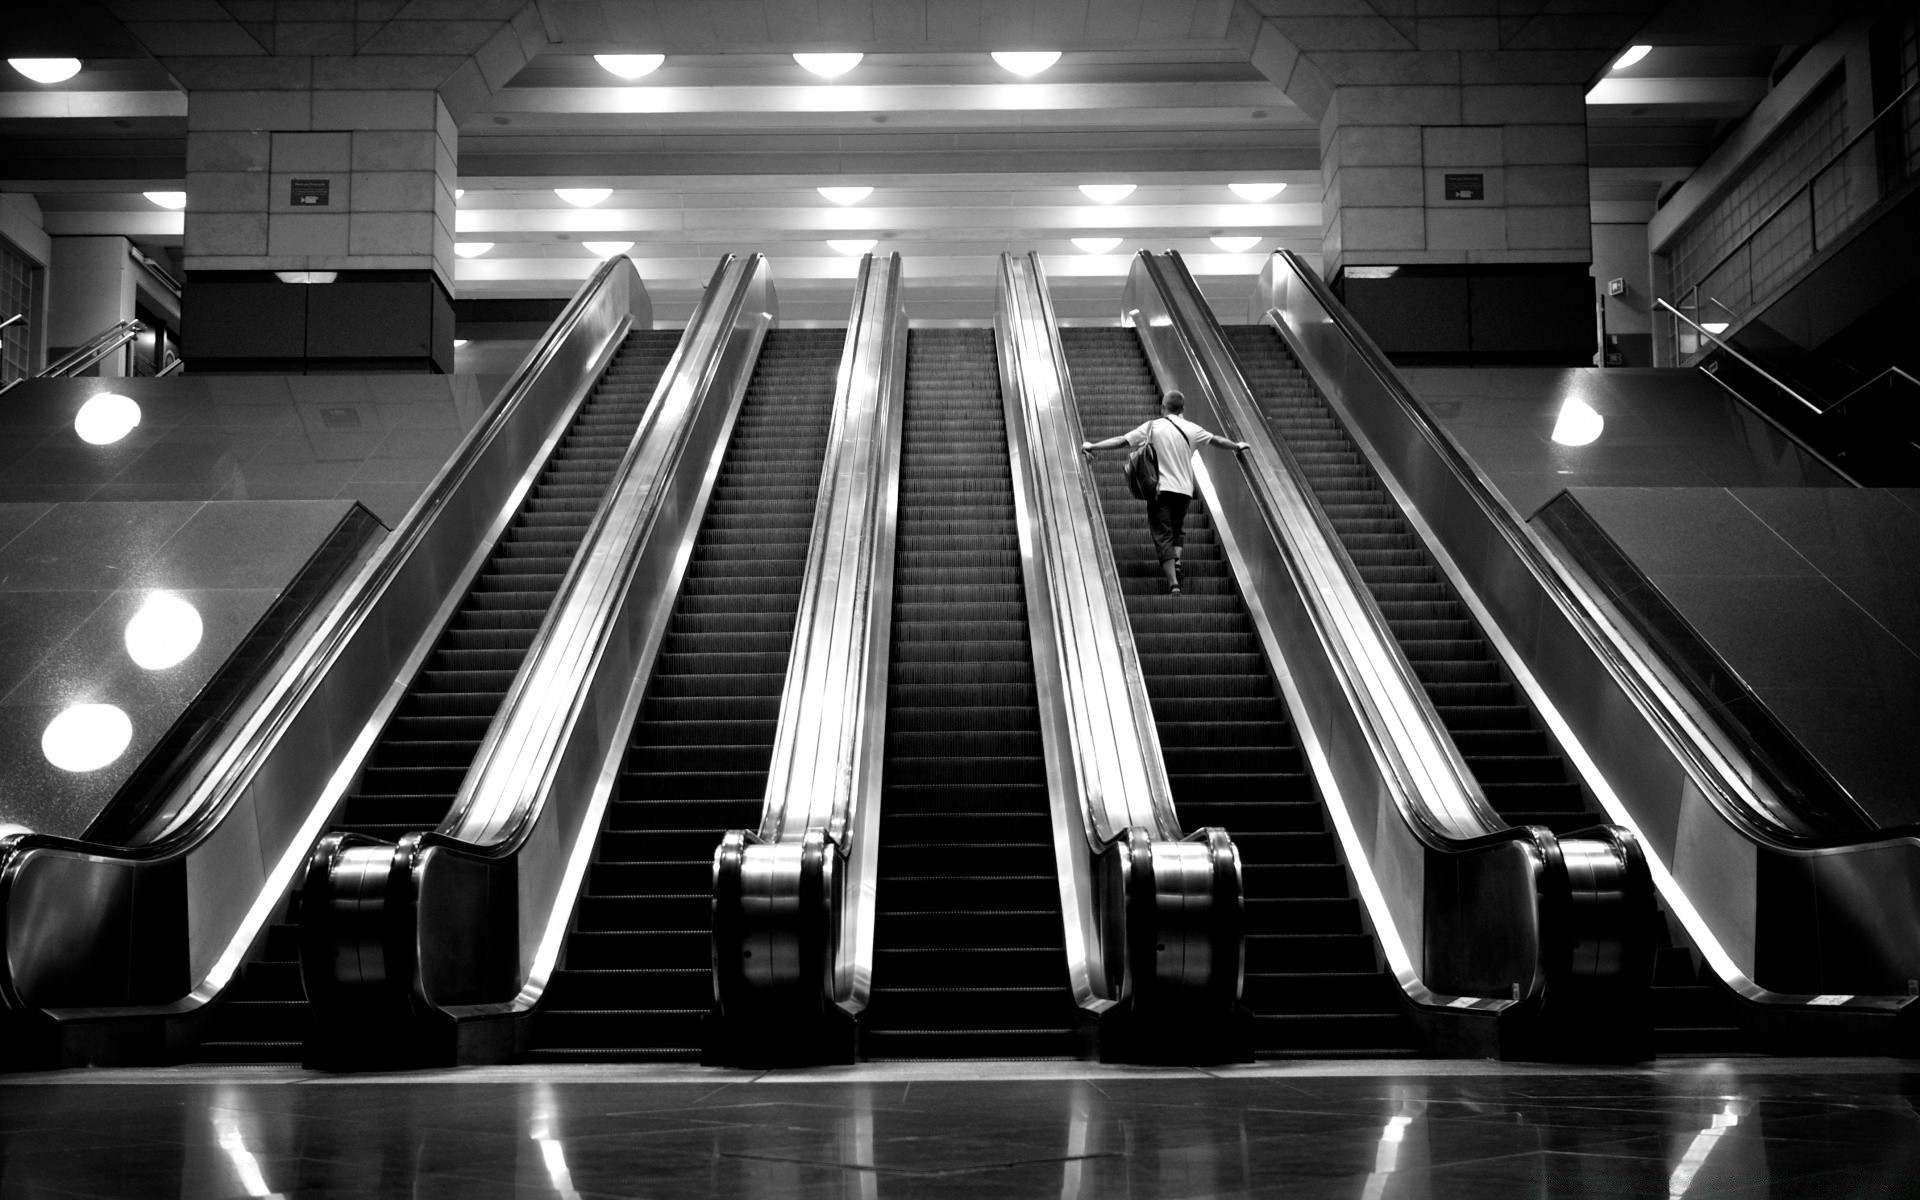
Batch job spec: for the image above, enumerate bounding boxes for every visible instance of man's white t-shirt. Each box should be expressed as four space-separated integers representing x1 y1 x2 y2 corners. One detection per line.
1124 415 1219 497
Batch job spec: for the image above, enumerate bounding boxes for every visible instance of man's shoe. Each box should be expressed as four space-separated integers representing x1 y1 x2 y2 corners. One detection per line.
1169 585 1182 596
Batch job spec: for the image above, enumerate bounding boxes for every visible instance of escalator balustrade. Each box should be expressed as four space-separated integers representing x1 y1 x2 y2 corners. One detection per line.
1222 323 1744 1053
528 328 842 1061
1060 326 1418 1056
198 329 684 1061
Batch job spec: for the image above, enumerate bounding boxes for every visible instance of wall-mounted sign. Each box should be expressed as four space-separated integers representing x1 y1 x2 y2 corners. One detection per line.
291 178 330 206
1444 173 1484 201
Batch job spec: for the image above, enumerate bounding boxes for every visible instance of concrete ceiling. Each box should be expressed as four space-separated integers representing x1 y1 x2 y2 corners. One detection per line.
0 0 1858 324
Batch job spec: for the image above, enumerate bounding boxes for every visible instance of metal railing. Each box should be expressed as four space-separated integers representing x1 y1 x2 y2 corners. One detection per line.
0 254 652 1066
997 251 1242 1059
708 253 902 1063
1258 248 1920 1052
1665 78 1920 361
1140 251 1652 1057
300 254 771 1065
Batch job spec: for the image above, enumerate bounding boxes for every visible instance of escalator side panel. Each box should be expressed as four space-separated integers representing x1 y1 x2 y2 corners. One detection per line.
1223 323 1747 1054
1059 327 1418 1056
196 329 686 1060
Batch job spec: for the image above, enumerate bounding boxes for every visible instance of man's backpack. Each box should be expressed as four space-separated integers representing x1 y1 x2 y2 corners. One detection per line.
1122 418 1189 500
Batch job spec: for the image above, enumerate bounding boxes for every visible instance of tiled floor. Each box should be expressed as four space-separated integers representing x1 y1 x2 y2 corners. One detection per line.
3 1059 1915 1197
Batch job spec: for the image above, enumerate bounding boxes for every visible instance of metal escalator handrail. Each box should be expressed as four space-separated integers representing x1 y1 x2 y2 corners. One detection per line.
998 252 1178 848
706 254 905 1055
0 255 643 1044
40 319 145 379
1256 248 1920 1031
0 313 21 331
1653 298 1830 418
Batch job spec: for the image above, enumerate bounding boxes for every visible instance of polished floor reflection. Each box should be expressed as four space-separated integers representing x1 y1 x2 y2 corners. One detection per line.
3 1060 1915 1198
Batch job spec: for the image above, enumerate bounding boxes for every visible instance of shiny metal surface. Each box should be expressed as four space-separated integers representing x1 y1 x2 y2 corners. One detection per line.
997 252 1242 1052
0 256 651 1064
0 320 149 394
1133 252 1652 1055
1254 249 1920 1048
304 255 775 1062
712 253 904 1057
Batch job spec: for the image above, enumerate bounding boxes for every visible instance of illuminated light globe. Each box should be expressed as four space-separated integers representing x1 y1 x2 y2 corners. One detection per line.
827 239 877 256
595 54 664 79
991 51 1061 77
582 241 634 258
454 242 493 258
1612 45 1652 71
554 188 612 207
1210 236 1261 252
817 186 874 205
9 58 82 84
42 703 133 773
1229 182 1286 202
125 591 203 670
1072 237 1121 254
143 191 187 210
1551 398 1604 446
794 53 862 80
74 392 141 445
1078 184 1136 204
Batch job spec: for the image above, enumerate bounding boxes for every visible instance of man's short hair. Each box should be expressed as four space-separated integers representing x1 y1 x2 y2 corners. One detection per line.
1162 390 1185 413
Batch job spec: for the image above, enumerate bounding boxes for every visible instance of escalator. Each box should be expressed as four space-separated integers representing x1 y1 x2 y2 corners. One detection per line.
1060 327 1417 1056
197 329 684 1060
528 328 843 1061
861 328 1080 1058
1221 323 1744 1052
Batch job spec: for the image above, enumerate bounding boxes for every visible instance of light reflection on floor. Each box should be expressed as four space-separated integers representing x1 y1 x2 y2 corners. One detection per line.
3 1060 1916 1198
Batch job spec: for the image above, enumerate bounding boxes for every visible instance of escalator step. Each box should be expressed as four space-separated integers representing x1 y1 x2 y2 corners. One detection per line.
1060 326 1418 1058
528 328 844 1060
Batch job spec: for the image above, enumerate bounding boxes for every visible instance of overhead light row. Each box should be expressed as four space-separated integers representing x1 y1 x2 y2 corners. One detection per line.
1071 236 1265 255
592 50 1067 82
534 182 1286 210
454 237 1267 259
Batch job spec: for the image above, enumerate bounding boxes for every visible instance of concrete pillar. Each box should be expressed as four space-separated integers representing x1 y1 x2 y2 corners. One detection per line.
181 90 458 374
48 236 137 375
1236 2 1652 365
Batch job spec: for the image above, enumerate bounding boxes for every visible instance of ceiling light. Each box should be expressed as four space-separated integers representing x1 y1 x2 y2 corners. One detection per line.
818 186 875 205
1072 237 1122 254
1700 321 1729 335
454 242 494 258
1229 182 1286 202
138 191 187 211
828 239 877 256
1079 184 1135 204
794 53 862 80
274 270 337 283
9 58 82 84
555 188 612 207
1211 236 1261 252
992 51 1062 77
1551 397 1604 446
125 591 203 671
42 703 132 773
455 188 465 199
583 241 633 258
1611 45 1652 71
75 392 141 445
595 53 664 79
454 339 469 348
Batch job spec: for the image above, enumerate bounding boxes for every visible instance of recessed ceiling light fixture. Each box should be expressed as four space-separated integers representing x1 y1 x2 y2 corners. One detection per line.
583 241 634 258
1211 236 1262 252
1078 184 1135 204
274 270 338 284
125 591 202 671
1611 44 1652 70
9 58 81 84
1072 237 1122 254
455 188 465 199
1229 182 1286 202
828 239 877 255
75 392 141 445
1700 321 1729 335
1551 397 1604 446
818 186 874 205
143 191 187 210
42 703 132 773
555 187 612 207
454 339 470 347
595 53 664 79
991 51 1061 77
454 242 494 258
794 53 862 80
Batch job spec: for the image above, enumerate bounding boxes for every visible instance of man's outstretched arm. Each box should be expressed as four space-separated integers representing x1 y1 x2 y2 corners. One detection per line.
1080 434 1132 455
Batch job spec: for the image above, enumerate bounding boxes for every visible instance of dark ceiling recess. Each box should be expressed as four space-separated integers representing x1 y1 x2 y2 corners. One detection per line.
0 1 147 60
